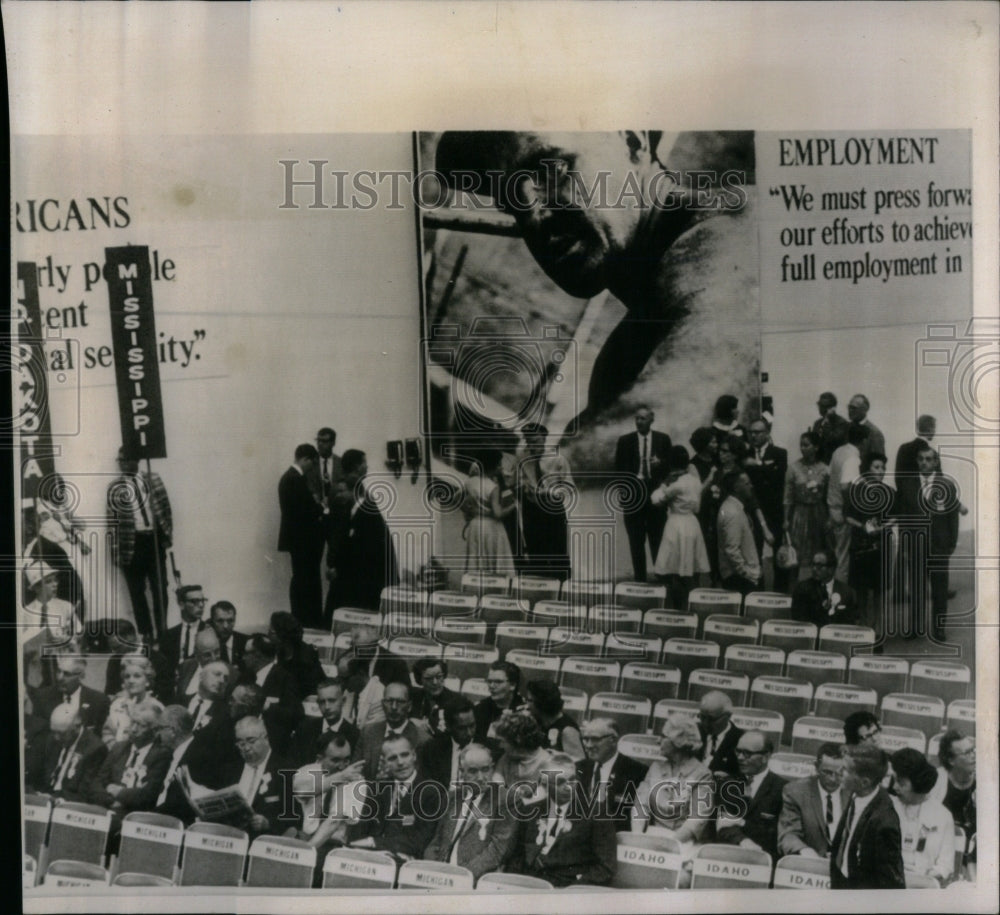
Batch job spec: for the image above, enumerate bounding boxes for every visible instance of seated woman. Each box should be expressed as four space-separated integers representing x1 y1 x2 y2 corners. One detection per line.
106 656 164 743
889 748 956 884
462 449 516 576
632 715 715 886
492 710 556 807
525 679 584 761
929 730 976 873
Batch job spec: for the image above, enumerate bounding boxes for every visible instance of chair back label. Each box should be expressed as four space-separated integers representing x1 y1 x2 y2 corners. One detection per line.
328 856 396 882
617 846 681 871
187 831 248 855
773 867 830 888
51 808 109 830
122 820 182 844
24 804 48 822
692 859 771 882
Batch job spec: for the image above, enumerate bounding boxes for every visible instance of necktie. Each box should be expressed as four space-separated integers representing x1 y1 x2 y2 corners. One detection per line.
157 757 179 806
448 803 472 863
590 764 600 799
322 459 330 488
825 791 834 839
182 624 192 660
641 436 649 479
125 746 139 770
704 733 715 764
51 747 69 790
123 746 140 786
135 476 151 526
835 798 855 873
220 640 230 665
191 698 206 729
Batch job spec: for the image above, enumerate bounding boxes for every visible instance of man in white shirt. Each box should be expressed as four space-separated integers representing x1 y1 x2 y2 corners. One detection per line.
778 742 847 858
717 471 762 595
354 682 431 781
847 394 885 464
576 718 648 829
154 705 198 821
716 730 786 860
828 424 867 580
292 731 366 844
23 560 79 634
232 715 295 837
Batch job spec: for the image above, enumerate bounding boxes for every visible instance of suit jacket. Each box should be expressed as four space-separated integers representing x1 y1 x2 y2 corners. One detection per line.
812 412 850 464
327 492 399 610
245 664 305 756
174 659 238 704
106 471 172 567
700 723 744 780
511 788 617 887
278 465 324 554
614 430 672 491
308 452 344 503
351 771 441 857
894 436 933 512
154 737 202 825
354 719 432 781
289 716 361 768
791 578 859 628
216 630 249 670
339 645 411 690
33 684 111 733
277 643 326 701
86 739 173 812
423 787 518 879
473 693 526 742
185 697 241 786
30 729 108 801
576 753 649 830
829 788 905 889
744 443 788 535
220 752 299 836
716 770 787 860
159 620 207 676
409 686 459 734
895 470 960 556
778 775 849 857
853 419 885 465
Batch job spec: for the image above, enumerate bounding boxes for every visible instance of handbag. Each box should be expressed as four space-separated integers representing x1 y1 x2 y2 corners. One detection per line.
776 534 798 570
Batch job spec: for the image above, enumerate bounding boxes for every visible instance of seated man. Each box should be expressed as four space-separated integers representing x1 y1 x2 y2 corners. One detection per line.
292 731 367 851
209 600 248 670
409 657 458 735
349 734 440 859
185 660 241 782
577 718 648 830
509 752 617 887
85 699 172 816
715 729 786 861
423 743 517 879
32 654 110 733
338 622 409 728
153 705 201 824
28 705 108 800
697 690 743 780
289 677 360 768
354 682 432 781
241 633 304 756
791 550 858 628
778 742 847 859
418 696 479 790
227 715 298 838
173 627 225 701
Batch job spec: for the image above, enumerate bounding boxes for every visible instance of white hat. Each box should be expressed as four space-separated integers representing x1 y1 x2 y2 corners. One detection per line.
25 560 58 588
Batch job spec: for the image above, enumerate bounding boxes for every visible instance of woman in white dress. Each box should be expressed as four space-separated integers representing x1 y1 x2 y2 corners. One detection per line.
106 656 164 743
652 446 711 610
463 449 516 576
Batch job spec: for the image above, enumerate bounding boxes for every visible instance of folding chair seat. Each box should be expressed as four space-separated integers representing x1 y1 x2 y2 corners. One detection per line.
302 631 336 660
905 873 940 888
743 591 793 626
847 655 909 697
43 860 109 887
643 609 698 641
429 590 480 620
772 854 831 889
603 632 661 663
813 682 877 720
587 692 652 736
564 579 614 610
512 576 561 609
379 585 429 617
387 636 441 662
784 649 847 692
946 699 975 738
790 716 846 756
477 872 553 891
397 860 475 891
530 600 583 629
749 676 813 746
245 835 317 888
881 693 945 743
590 604 643 634
322 847 398 889
460 572 509 598
617 733 663 764
686 668 749 706
760 619 817 653
178 822 249 886
724 644 785 680
383 610 432 640
620 662 681 704
114 812 184 883
768 752 816 781
730 708 784 750
443 643 498 683
817 624 875 659
614 582 668 611
331 606 382 637
495 622 551 658
434 616 487 646
703 614 759 654
24 793 51 864
878 725 926 754
909 660 971 707
112 873 173 886
690 844 772 888
559 657 621 694
546 627 604 658
460 678 490 701
505 649 561 680
661 638 720 686
559 687 589 716
45 802 112 868
23 855 36 890
651 698 700 732
479 596 529 642
612 831 682 889
687 589 743 635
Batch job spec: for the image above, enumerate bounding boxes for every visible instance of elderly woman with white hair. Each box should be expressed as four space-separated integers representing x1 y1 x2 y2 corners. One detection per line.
632 714 715 884
106 656 164 742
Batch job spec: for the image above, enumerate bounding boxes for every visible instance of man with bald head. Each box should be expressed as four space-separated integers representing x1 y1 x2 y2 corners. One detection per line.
32 654 110 732
424 743 517 878
174 626 228 700
28 704 108 800
576 718 648 829
434 130 757 434
154 705 201 823
184 660 241 780
698 690 743 779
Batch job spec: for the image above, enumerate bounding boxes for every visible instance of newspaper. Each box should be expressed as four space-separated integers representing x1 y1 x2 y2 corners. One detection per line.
8 2 997 913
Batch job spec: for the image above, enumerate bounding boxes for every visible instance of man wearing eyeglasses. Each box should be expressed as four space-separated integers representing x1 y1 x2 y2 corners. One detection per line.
791 549 858 630
160 584 208 675
227 715 297 837
354 682 432 781
716 730 786 861
576 718 648 830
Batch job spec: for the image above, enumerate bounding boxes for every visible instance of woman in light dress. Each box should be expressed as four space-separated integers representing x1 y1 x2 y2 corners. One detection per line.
463 449 516 576
106 656 163 742
783 430 830 583
889 748 956 884
652 445 711 610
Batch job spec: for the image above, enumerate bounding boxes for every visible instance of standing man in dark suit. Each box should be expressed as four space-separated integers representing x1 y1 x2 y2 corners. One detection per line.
811 392 850 464
829 743 905 888
894 414 937 511
511 752 617 887
576 718 648 829
278 443 327 629
615 406 671 583
744 418 789 590
778 742 847 859
32 655 111 733
325 449 399 616
209 600 248 670
895 442 962 640
28 705 108 800
847 394 885 466
715 729 786 861
107 447 173 641
241 633 304 757
791 550 859 629
310 427 345 504
159 584 208 675
289 678 360 768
